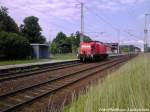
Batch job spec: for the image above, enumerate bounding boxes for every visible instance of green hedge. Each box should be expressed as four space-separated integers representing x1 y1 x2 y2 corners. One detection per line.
0 31 32 59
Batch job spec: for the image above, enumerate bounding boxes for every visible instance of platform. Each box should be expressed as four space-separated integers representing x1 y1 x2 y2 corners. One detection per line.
0 59 79 71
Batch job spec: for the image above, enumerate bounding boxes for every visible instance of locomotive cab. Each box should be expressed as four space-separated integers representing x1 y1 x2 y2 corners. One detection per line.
79 42 94 61
79 41 108 62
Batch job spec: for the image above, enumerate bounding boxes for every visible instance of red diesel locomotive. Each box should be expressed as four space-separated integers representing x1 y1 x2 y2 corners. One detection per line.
79 41 109 62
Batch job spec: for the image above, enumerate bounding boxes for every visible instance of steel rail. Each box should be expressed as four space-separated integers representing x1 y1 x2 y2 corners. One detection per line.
0 55 136 112
0 55 128 98
0 55 125 82
0 62 83 82
0 60 80 75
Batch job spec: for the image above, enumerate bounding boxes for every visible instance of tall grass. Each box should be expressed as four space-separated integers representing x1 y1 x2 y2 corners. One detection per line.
64 54 150 112
0 59 50 66
51 53 77 60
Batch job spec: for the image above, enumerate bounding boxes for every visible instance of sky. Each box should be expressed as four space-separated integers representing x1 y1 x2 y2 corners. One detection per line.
0 0 150 50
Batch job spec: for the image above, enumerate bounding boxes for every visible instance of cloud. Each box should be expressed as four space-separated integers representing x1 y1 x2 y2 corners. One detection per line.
1 0 82 39
137 14 145 20
122 39 144 44
85 0 147 11
1 0 147 22
0 0 148 40
121 39 144 50
1 0 80 21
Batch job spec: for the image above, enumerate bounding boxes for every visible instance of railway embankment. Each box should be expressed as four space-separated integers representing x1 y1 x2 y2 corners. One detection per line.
64 54 150 112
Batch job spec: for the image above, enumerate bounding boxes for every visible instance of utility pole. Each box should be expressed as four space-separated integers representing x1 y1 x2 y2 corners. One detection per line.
144 14 150 52
80 2 84 43
49 30 51 43
49 30 52 58
117 30 120 54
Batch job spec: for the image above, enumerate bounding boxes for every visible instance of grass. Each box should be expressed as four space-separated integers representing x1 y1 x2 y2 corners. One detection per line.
0 53 77 66
51 53 77 60
0 59 50 66
64 54 150 112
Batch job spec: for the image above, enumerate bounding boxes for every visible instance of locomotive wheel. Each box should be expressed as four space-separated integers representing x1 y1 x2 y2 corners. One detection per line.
80 57 86 62
80 57 83 62
83 57 86 62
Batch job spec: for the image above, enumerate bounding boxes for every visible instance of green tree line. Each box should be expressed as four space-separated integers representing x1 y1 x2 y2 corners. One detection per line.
50 32 92 54
0 6 92 60
0 6 45 60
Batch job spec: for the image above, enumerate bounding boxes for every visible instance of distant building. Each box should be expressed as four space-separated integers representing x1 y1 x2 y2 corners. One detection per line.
134 47 141 52
30 44 49 59
105 43 119 53
119 45 141 53
146 47 150 52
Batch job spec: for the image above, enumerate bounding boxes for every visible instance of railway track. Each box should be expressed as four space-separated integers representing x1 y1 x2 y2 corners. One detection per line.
0 61 83 82
0 55 121 82
0 54 122 77
0 54 136 112
0 60 80 75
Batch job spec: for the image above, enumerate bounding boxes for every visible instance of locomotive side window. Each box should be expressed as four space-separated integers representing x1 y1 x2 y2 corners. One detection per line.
81 45 91 48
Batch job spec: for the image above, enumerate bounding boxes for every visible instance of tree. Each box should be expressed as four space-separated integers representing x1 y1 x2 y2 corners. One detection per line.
20 16 46 43
0 31 31 59
75 31 80 47
50 42 58 54
53 32 68 53
53 32 67 44
69 33 78 53
71 31 92 53
0 7 32 60
0 6 19 33
50 32 72 54
50 31 92 54
75 31 92 43
83 35 92 42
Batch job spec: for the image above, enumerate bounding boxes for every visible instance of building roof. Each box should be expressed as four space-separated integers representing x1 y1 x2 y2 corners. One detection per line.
105 43 119 49
30 43 49 46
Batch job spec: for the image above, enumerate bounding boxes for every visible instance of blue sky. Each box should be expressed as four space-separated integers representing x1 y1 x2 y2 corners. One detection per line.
0 0 150 50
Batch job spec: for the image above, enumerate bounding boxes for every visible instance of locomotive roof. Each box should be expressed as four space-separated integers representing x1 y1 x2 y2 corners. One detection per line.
82 41 118 49
82 41 103 43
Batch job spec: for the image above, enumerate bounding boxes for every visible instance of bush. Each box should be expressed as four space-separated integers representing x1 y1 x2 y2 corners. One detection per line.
0 31 32 59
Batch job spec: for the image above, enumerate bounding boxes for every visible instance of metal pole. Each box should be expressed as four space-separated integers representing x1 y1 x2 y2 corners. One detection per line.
144 14 150 52
49 30 51 43
80 2 84 43
49 30 52 58
117 30 120 54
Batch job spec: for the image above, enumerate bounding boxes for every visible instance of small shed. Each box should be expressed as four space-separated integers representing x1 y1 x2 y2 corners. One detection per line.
30 43 49 59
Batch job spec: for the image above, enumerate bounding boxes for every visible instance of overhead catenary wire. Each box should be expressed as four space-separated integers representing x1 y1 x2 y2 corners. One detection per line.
75 0 144 47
